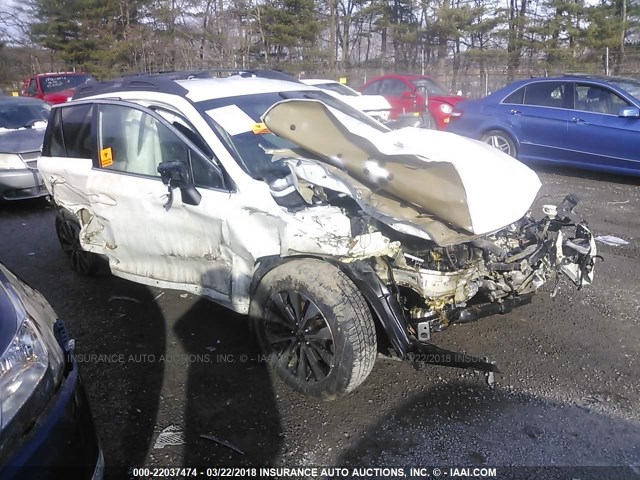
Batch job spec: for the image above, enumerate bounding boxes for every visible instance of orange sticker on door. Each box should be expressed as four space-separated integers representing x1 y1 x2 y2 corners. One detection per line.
251 123 271 135
99 147 114 167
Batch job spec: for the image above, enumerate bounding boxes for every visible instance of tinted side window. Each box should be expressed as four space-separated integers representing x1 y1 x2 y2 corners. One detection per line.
523 82 567 108
503 87 524 105
574 84 630 115
98 104 187 177
47 109 66 156
27 79 38 95
380 79 410 96
60 104 94 158
362 82 380 95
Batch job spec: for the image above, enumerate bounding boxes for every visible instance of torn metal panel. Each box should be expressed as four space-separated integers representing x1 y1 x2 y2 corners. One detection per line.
262 99 542 236
393 263 482 304
279 206 401 261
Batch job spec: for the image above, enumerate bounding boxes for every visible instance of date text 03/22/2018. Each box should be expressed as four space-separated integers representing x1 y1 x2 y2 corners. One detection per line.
130 466 499 478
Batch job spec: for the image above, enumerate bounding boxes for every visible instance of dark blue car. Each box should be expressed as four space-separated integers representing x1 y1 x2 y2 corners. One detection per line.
0 263 103 479
447 75 640 176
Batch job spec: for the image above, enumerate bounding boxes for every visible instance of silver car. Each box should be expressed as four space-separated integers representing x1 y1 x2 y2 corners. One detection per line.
0 97 51 201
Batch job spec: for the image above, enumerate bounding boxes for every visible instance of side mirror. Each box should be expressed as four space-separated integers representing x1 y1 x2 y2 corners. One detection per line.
401 90 414 99
157 161 202 208
619 106 640 118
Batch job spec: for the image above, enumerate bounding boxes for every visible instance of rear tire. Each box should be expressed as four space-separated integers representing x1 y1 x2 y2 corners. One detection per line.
481 130 517 157
55 209 106 275
250 259 377 400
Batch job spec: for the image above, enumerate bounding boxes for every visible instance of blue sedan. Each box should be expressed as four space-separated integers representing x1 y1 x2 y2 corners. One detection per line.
446 75 640 176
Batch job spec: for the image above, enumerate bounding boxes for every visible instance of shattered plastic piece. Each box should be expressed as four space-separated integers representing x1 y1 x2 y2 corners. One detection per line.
153 425 185 449
486 370 496 387
595 235 629 247
200 434 245 455
108 295 141 304
179 293 188 298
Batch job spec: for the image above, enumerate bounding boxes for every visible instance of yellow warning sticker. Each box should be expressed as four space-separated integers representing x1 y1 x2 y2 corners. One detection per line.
251 123 271 135
99 147 114 168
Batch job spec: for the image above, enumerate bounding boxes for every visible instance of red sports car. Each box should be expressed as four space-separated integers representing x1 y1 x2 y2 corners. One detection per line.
359 74 465 130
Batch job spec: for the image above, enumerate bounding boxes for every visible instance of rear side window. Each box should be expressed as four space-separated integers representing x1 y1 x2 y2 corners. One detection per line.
503 87 524 105
42 105 94 158
44 109 65 156
523 82 567 108
61 104 94 158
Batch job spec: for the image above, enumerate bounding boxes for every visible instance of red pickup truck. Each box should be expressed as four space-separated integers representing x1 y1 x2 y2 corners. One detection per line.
21 72 96 104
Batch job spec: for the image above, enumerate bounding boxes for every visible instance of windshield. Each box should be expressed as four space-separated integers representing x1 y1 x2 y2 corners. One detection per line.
0 100 51 129
410 78 449 96
608 78 640 101
196 89 387 180
318 82 359 97
41 74 95 94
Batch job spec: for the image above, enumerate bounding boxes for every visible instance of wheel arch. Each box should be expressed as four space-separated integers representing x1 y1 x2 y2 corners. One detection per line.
481 127 520 156
250 255 413 357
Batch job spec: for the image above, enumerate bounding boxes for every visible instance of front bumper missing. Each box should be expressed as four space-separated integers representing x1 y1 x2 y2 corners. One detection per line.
339 260 500 375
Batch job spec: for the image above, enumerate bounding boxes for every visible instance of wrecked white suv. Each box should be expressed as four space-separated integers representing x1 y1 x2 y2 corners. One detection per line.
38 72 597 399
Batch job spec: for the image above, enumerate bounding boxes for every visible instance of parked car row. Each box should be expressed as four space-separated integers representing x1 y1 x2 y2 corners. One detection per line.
447 74 640 176
37 71 596 403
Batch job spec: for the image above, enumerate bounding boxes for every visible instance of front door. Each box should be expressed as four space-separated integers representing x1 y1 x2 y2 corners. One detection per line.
567 83 640 173
87 102 235 301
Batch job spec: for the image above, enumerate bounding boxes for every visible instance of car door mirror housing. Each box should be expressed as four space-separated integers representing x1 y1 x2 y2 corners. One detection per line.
401 90 414 99
179 184 202 206
157 160 202 206
618 106 640 118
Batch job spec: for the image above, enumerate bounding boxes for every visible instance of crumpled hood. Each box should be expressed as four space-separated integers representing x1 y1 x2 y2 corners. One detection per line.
0 127 45 154
262 99 541 236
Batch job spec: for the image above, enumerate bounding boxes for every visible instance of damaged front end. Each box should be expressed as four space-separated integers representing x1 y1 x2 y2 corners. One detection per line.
261 99 597 373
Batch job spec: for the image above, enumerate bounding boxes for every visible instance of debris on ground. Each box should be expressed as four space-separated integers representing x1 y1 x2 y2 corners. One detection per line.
108 295 142 304
595 235 629 246
153 425 185 449
200 434 245 455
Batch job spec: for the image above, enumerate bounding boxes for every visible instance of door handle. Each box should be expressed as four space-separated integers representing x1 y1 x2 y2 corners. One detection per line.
572 117 588 125
509 109 522 115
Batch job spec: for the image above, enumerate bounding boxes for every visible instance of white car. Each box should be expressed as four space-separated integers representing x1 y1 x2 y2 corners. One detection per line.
300 78 391 122
38 72 597 400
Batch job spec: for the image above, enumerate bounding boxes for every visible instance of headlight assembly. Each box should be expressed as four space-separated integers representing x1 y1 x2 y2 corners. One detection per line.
0 282 64 442
440 103 454 114
0 153 26 170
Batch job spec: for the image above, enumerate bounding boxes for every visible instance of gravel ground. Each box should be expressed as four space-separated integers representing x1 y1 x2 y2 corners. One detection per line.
1 164 639 480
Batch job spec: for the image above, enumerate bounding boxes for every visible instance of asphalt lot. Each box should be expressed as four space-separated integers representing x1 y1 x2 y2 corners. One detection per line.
1 165 639 480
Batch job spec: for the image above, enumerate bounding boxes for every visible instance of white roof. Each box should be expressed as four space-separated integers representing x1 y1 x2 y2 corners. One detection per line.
177 76 318 103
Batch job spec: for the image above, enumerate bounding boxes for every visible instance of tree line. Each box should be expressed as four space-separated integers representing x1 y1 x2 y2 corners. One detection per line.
0 0 639 93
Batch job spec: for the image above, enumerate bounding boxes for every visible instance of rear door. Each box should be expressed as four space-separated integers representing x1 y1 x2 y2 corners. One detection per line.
511 80 571 163
567 82 640 173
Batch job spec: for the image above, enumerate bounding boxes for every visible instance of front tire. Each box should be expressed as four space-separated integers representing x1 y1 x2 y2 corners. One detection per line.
481 130 517 157
250 259 377 400
55 209 106 275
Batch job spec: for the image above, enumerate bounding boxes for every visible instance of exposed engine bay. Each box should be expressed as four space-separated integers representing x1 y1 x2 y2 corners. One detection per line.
270 170 596 343
261 98 598 358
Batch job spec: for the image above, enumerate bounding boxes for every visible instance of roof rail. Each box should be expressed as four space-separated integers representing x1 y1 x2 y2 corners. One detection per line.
72 76 190 100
